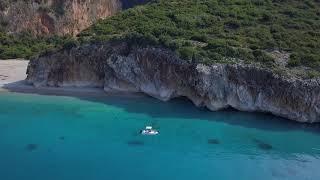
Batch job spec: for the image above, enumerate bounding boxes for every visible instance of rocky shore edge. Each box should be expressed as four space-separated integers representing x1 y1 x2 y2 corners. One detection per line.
26 42 320 123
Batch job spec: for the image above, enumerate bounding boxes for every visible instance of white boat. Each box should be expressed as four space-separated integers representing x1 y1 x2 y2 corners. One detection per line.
141 126 159 135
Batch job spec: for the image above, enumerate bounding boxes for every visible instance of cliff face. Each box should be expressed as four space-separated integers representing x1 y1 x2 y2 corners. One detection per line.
26 42 320 123
0 0 148 36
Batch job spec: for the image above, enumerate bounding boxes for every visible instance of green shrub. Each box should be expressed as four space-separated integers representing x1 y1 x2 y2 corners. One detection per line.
177 47 195 60
307 70 320 79
287 53 301 67
0 32 73 59
191 34 208 42
62 38 79 50
253 50 274 64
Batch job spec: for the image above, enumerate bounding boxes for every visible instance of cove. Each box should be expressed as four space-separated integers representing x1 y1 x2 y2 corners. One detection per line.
0 92 320 180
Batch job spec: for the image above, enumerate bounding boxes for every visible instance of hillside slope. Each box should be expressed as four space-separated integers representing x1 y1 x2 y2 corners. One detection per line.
80 0 320 78
0 0 150 59
26 0 320 122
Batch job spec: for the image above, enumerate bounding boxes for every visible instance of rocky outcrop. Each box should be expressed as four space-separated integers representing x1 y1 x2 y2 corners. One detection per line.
0 0 149 36
26 42 320 123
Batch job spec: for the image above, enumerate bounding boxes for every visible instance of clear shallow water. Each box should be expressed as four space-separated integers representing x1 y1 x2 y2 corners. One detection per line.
0 92 320 180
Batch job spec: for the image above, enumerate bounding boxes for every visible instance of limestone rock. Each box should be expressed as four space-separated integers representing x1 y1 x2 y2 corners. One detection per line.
27 42 320 123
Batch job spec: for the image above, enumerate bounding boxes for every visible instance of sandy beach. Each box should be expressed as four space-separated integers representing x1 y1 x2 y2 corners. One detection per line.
0 59 143 98
0 59 29 88
0 59 104 95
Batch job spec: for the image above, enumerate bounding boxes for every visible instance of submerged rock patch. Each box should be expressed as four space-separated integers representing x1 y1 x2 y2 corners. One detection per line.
253 139 273 150
59 136 65 140
127 140 144 146
208 139 220 144
25 144 38 151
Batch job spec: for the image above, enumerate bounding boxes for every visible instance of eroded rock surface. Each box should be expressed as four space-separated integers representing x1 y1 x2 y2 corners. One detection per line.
0 0 149 36
27 42 320 123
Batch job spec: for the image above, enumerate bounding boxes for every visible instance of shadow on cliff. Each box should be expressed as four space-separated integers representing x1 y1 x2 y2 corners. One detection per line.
3 81 320 135
120 0 151 9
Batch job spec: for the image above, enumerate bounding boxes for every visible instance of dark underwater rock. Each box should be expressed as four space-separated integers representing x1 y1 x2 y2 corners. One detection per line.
59 136 65 140
25 144 38 151
127 140 144 146
253 139 273 150
258 143 273 150
208 139 220 144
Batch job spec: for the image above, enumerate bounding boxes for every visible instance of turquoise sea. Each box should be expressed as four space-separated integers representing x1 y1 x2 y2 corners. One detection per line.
0 92 320 180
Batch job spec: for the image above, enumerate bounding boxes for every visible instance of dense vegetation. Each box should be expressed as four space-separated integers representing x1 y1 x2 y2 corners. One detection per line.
79 0 320 76
1 0 319 77
0 31 77 59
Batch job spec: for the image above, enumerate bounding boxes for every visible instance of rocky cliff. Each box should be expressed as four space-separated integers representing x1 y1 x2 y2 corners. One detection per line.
26 42 320 123
0 0 149 36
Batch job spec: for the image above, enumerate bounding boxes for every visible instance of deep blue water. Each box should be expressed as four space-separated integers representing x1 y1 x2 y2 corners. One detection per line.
0 92 320 180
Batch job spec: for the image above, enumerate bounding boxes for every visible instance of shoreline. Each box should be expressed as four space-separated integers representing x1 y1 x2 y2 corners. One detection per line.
2 79 318 126
1 59 319 123
0 59 143 98
1 81 146 99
